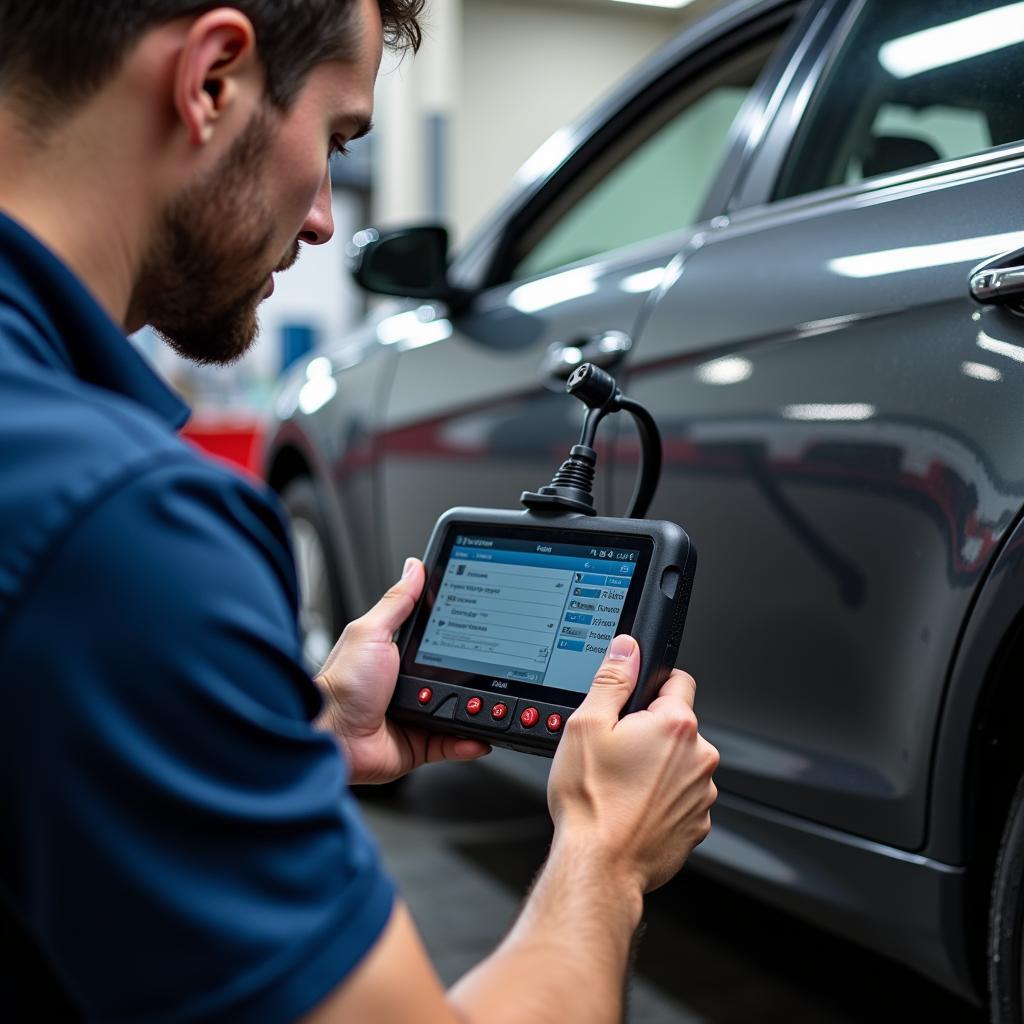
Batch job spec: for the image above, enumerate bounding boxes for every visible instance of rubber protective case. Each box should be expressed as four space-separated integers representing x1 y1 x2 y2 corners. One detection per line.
388 507 696 757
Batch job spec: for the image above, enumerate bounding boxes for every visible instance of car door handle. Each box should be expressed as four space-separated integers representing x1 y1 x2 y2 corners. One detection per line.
542 330 633 381
970 253 1024 306
970 265 1024 304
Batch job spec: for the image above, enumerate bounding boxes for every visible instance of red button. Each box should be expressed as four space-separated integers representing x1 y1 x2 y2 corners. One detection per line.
546 713 563 732
520 707 540 728
417 687 433 705
491 702 509 721
466 696 483 716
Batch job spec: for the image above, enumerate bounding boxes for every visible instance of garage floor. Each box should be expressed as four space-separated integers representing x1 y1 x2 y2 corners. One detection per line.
356 752 986 1023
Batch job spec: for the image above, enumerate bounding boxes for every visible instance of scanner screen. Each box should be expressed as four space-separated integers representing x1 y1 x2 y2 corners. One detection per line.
413 532 641 694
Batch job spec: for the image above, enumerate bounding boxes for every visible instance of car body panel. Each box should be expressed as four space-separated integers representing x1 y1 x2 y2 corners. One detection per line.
695 792 975 999
272 322 401 615
617 152 1024 850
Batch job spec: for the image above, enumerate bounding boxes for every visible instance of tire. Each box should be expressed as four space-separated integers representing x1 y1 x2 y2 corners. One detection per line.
990 775 1024 1022
280 477 345 676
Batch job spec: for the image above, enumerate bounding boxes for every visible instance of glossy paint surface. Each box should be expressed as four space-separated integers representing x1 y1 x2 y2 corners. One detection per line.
617 159 1024 848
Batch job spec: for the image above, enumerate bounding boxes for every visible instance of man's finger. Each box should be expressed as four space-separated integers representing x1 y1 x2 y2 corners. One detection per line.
351 558 425 639
436 735 491 763
646 669 697 714
576 634 640 721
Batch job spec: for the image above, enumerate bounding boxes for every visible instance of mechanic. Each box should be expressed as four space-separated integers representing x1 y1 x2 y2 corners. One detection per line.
0 2 719 1021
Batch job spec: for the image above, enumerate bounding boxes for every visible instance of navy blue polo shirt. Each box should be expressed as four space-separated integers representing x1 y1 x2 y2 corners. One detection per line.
0 211 395 1022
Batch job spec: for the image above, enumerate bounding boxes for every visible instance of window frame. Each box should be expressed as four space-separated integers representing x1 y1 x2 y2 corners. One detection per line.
729 0 1024 216
507 38 785 283
447 0 810 294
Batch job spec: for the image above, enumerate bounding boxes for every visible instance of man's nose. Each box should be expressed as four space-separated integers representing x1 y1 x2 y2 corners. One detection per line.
299 169 335 245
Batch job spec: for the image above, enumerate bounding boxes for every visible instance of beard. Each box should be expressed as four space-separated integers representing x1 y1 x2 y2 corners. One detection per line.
137 108 300 366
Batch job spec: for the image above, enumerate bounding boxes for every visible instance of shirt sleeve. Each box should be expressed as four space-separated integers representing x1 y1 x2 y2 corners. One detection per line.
1 455 395 1024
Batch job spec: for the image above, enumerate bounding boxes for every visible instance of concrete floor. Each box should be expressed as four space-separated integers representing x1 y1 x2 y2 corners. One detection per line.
356 751 986 1023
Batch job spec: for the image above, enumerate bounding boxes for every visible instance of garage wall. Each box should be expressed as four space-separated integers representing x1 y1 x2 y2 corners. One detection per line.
453 0 689 243
372 0 696 247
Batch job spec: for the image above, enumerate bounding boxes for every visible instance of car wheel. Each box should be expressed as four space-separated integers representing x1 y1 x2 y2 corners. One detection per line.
280 477 344 676
990 775 1024 1022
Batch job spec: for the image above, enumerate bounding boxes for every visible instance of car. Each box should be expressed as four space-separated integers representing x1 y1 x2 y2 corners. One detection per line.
265 0 1024 1016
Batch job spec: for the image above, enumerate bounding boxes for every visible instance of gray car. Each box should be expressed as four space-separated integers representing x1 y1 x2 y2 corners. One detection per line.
266 0 1024 1016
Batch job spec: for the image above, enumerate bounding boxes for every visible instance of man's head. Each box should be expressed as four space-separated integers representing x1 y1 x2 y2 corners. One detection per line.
0 0 424 363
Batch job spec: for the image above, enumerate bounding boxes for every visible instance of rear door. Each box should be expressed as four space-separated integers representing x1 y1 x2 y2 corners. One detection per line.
372 1 804 583
615 0 1024 849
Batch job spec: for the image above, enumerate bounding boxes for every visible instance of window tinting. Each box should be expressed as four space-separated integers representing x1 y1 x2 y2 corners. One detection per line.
775 0 1024 201
512 38 778 281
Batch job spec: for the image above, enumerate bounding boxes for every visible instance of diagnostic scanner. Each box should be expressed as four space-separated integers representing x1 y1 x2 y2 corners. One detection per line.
388 364 696 757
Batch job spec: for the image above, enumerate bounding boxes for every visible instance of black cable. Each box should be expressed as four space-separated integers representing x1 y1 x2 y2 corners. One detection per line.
580 406 608 450
618 397 662 520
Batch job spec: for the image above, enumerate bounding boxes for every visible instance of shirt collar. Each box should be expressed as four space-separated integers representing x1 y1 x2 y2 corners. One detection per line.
0 210 190 430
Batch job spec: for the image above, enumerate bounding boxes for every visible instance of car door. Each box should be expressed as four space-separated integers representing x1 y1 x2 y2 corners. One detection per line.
612 0 1024 850
372 0 806 584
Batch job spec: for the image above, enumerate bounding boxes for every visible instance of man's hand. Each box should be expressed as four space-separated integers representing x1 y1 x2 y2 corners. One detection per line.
547 633 719 896
314 558 490 784
307 633 718 1024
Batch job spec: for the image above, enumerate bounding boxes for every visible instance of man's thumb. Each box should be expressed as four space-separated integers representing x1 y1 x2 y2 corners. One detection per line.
578 634 640 719
359 558 424 637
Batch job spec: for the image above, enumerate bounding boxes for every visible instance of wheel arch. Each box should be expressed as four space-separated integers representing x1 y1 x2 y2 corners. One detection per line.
266 438 313 497
928 510 1024 988
264 424 356 622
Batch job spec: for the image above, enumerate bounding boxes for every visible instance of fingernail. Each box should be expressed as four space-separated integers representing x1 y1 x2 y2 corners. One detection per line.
402 557 417 579
607 634 635 661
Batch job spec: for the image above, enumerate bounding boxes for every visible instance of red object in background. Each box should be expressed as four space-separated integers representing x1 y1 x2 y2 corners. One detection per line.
182 417 266 479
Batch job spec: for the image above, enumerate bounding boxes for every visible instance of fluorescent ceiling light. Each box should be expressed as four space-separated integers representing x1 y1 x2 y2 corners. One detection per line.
609 0 697 9
879 3 1024 79
298 377 337 415
782 403 876 422
696 356 753 386
305 357 332 379
620 268 668 294
508 268 598 313
978 330 1024 363
962 361 1003 382
828 230 1024 279
375 307 453 349
515 127 574 186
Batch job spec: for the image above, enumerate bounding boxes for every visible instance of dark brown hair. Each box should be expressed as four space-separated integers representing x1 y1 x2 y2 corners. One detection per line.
0 0 425 115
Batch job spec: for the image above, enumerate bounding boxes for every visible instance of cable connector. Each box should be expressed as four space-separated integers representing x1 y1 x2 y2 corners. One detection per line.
520 362 663 520
520 444 597 515
567 362 618 412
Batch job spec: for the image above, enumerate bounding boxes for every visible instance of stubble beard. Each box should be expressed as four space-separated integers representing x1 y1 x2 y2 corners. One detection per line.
139 107 299 367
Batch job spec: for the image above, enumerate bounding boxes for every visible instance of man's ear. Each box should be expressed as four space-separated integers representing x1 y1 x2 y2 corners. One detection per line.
173 8 260 147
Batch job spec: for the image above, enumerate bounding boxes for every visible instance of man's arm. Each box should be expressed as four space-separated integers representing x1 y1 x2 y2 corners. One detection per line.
306 637 719 1024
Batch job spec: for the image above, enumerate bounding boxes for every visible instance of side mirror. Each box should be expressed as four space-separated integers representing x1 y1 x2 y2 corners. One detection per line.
347 225 470 310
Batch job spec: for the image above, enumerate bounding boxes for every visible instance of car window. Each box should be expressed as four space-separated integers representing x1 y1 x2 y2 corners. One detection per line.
776 0 1024 200
510 36 780 282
